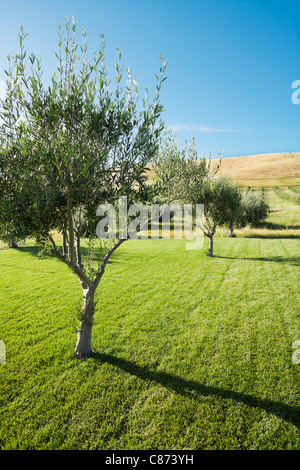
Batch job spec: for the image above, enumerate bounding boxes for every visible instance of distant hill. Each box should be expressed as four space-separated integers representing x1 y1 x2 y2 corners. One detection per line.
147 152 300 188
213 152 300 187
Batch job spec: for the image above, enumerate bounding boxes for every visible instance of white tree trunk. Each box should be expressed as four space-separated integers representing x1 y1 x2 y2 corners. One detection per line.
75 320 93 358
74 282 95 358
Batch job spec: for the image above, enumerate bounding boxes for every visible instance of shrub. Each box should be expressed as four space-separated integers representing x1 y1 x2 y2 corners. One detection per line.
238 188 270 227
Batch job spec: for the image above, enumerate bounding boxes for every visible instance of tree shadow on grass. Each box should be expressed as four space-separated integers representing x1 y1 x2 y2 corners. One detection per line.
214 255 300 267
12 244 117 265
15 245 53 257
93 352 300 428
261 221 300 231
237 221 300 238
243 234 300 239
0 246 58 273
93 352 300 429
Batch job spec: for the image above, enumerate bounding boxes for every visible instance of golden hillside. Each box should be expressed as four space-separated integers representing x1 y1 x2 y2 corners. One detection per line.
147 152 300 188
214 152 300 187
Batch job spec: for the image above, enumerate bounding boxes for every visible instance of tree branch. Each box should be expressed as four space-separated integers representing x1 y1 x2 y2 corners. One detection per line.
67 192 75 264
75 225 82 268
49 235 91 287
94 238 126 287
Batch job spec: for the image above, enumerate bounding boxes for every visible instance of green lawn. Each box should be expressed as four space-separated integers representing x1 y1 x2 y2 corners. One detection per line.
0 236 300 450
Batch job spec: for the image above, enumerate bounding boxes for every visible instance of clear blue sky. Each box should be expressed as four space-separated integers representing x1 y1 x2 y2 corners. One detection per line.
0 0 299 157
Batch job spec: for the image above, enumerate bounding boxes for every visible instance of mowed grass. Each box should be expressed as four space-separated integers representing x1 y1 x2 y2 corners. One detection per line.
265 188 300 230
0 236 300 450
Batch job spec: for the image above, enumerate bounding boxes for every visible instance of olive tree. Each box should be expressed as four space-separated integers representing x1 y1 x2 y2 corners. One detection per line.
153 128 230 254
185 176 242 257
0 17 166 358
153 127 222 206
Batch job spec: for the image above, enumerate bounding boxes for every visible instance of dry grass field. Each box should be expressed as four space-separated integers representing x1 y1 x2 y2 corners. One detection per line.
214 152 300 188
147 152 300 188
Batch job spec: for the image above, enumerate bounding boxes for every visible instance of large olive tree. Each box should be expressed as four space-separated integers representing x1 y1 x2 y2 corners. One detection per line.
0 17 166 358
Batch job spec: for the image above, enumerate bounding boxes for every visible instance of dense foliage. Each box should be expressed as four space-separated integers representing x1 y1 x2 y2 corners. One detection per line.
238 188 270 228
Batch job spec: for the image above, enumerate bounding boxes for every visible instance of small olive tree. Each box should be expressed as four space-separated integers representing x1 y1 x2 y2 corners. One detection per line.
191 177 242 256
153 127 222 206
0 17 166 358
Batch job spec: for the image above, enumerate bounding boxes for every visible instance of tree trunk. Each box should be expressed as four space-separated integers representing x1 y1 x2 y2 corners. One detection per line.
74 282 96 358
228 220 234 237
208 234 214 257
8 238 18 248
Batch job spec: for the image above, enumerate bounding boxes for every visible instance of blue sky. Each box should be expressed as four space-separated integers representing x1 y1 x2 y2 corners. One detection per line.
0 0 299 157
